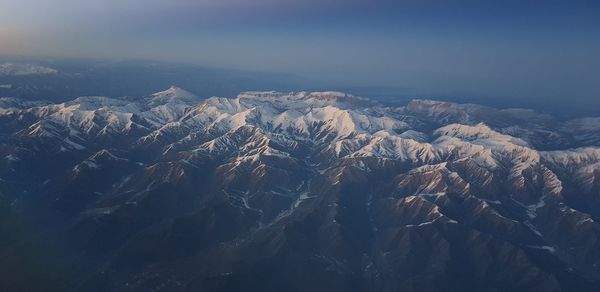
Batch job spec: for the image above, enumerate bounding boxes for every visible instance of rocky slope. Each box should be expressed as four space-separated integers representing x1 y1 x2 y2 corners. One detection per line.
1 87 600 291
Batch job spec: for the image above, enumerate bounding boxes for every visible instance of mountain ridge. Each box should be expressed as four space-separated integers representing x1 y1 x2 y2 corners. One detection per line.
1 87 600 291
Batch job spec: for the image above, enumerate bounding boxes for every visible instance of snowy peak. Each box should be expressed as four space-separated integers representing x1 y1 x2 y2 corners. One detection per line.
542 148 600 167
236 90 375 110
149 86 199 106
435 123 530 147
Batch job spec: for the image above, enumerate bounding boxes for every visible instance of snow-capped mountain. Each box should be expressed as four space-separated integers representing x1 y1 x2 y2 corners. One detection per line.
1 87 600 291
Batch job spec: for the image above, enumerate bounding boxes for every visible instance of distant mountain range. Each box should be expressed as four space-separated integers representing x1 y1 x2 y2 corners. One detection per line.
0 62 58 76
1 87 600 291
1 59 598 119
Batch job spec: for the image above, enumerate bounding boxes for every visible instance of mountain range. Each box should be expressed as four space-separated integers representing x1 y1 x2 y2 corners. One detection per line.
1 87 600 291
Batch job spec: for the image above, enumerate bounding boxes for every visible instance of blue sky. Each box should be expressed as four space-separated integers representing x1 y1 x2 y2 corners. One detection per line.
1 0 599 100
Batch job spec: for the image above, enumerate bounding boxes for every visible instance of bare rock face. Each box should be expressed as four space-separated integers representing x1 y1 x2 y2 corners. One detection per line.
1 88 600 291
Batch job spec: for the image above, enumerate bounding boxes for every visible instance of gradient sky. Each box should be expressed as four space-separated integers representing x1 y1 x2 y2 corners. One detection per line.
1 0 599 101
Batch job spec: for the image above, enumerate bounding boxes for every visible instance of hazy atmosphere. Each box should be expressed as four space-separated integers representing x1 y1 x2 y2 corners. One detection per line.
3 1 600 291
2 0 599 102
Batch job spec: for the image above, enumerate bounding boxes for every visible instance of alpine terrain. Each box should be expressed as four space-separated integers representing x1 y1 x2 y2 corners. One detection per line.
1 87 600 291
